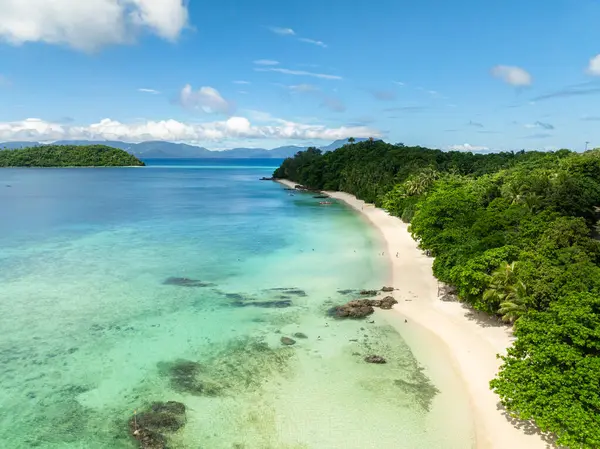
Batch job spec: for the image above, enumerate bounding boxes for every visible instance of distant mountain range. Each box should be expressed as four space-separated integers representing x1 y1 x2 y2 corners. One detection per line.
0 138 370 159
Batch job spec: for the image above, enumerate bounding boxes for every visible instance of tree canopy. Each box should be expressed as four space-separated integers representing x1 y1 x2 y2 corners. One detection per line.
274 140 600 447
0 144 145 167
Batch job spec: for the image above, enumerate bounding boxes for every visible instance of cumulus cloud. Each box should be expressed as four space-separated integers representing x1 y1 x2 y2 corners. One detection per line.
138 88 160 94
270 27 295 36
178 85 233 114
587 54 600 76
491 65 532 86
0 0 189 51
298 37 327 48
255 67 342 80
0 117 379 143
253 59 279 66
447 143 489 152
233 80 250 84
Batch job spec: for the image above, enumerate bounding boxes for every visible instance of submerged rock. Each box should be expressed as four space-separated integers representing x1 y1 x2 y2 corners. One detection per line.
130 427 165 449
232 299 292 308
359 289 379 296
129 401 186 449
163 277 214 287
293 332 308 339
381 286 394 292
337 289 356 295
285 289 307 297
364 355 387 364
160 359 224 396
225 293 246 301
158 338 294 398
280 337 296 346
267 287 307 297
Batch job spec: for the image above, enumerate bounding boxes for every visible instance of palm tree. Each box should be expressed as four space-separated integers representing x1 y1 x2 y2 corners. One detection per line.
483 262 518 308
521 193 542 213
348 137 355 144
503 183 522 204
498 281 528 323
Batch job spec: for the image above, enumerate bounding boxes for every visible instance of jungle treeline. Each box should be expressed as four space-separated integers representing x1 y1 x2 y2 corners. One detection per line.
274 140 600 448
0 145 145 167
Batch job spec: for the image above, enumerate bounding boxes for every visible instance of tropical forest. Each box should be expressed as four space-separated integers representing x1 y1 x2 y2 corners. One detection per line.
273 140 600 449
0 145 145 167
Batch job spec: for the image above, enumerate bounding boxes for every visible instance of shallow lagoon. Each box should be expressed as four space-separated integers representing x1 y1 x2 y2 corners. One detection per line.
0 159 472 448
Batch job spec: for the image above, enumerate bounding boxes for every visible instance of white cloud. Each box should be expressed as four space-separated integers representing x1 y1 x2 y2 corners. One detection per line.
0 117 379 143
270 27 295 36
393 81 405 86
587 54 600 76
243 110 279 122
178 85 233 114
138 88 160 94
0 0 188 52
491 65 532 86
233 80 250 84
447 143 489 152
298 37 327 48
255 67 342 80
253 59 279 66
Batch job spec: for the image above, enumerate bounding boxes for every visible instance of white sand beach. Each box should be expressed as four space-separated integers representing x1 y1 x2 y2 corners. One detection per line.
277 179 549 449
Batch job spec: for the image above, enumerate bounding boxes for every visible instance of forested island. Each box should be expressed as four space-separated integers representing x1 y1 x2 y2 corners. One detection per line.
274 141 600 448
0 144 145 167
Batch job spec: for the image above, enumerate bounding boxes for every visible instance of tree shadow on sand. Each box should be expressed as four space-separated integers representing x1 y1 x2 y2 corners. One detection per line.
462 306 507 329
436 285 507 329
496 402 560 449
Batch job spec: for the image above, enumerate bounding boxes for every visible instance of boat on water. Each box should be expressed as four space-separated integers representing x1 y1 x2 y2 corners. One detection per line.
319 201 333 205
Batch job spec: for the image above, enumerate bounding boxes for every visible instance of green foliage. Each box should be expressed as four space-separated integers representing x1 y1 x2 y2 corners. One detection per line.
275 142 600 445
0 145 145 167
490 293 600 448
273 140 551 206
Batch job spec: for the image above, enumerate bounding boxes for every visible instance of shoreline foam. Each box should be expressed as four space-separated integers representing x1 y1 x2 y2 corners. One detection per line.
276 179 548 449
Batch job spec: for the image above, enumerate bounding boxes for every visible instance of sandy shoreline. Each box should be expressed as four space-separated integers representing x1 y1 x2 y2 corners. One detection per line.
276 179 548 449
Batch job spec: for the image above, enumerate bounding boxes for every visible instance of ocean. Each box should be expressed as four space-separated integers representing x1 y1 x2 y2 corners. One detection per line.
0 159 472 448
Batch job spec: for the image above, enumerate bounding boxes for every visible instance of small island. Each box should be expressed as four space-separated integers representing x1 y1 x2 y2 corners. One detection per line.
0 144 145 167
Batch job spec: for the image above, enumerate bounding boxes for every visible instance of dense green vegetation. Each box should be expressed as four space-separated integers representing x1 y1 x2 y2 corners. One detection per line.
274 140 600 448
0 145 145 167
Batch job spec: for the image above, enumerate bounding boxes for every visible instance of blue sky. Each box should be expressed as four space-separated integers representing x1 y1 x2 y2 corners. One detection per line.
1 0 600 151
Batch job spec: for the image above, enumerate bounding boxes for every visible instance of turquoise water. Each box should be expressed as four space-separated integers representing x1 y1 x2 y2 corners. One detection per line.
0 159 472 448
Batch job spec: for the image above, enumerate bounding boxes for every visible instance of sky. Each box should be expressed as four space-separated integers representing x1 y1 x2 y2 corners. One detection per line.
0 0 600 151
